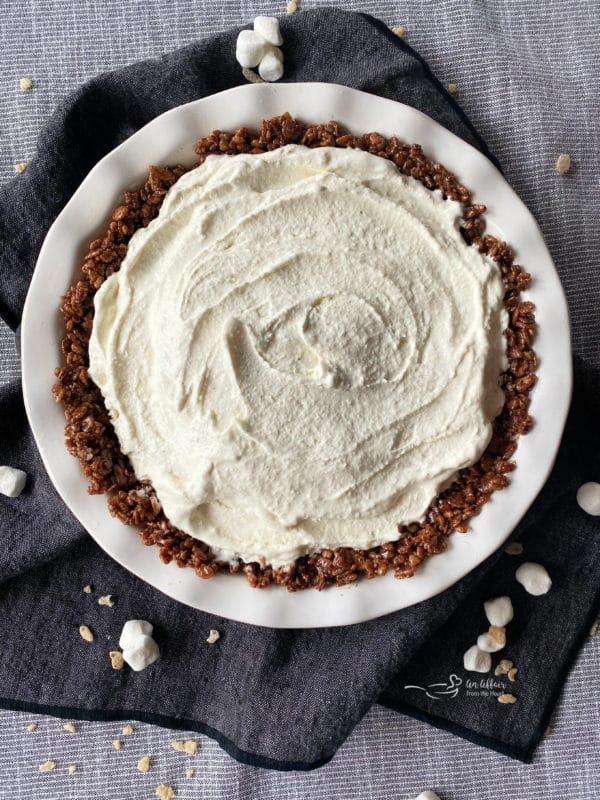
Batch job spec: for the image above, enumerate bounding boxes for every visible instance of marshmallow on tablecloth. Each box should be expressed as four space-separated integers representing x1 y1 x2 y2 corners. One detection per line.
235 30 267 68
576 481 600 515
258 47 284 82
119 619 153 649
119 620 160 671
484 595 514 627
254 16 283 45
463 644 491 673
123 635 160 672
236 17 284 82
516 562 552 596
0 465 27 497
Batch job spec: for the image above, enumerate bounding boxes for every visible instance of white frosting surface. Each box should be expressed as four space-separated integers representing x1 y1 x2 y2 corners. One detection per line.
89 145 506 566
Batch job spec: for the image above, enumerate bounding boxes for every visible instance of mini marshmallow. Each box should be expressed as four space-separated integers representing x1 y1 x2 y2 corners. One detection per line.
415 792 442 800
119 619 153 650
258 46 284 82
236 29 268 68
484 595 513 627
516 562 552 596
0 465 27 497
253 16 283 46
477 626 506 653
576 482 600 515
463 644 491 673
122 634 160 672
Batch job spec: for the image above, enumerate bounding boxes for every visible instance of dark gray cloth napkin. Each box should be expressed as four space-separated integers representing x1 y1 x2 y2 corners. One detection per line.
0 7 598 770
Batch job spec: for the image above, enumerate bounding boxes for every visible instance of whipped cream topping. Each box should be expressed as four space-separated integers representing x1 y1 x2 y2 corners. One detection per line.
89 145 507 566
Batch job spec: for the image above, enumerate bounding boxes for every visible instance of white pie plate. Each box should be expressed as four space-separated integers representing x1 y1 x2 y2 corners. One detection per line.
21 83 571 628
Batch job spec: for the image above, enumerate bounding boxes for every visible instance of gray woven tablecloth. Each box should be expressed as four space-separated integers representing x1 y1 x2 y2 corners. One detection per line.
1 1 598 798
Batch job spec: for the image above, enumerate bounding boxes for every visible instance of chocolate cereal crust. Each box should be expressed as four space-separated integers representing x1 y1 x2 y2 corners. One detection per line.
52 114 536 592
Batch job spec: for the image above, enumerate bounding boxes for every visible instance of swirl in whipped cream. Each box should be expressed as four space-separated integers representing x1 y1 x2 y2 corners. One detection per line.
89 145 506 566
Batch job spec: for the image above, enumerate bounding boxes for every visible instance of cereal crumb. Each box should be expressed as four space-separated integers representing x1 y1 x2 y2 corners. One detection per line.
98 594 114 607
20 77 33 91
504 542 523 555
109 650 125 670
14 162 27 173
494 659 514 676
555 153 571 175
26 723 37 732
206 629 220 644
497 693 517 704
544 721 555 737
286 0 298 12
137 755 152 773
489 625 506 645
83 584 92 593
155 785 175 800
185 769 195 778
391 25 406 37
68 764 77 774
63 722 77 734
112 739 123 751
39 760 56 772
241 67 265 84
122 724 134 735
507 667 518 682
447 82 458 95
171 739 198 755
79 625 94 642
590 619 599 637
